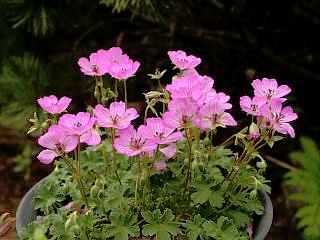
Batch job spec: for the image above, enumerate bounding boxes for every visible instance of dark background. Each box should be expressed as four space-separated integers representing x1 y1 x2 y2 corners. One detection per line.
0 0 319 239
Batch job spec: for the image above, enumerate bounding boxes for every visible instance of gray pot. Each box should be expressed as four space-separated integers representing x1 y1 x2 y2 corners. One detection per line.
16 179 273 239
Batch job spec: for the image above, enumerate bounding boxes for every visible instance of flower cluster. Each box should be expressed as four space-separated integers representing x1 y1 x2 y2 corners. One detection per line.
240 78 298 138
25 48 299 240
78 47 140 80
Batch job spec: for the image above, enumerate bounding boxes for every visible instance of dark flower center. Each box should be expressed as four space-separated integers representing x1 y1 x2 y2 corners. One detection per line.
91 65 99 73
250 104 258 111
75 122 82 127
55 143 63 152
130 137 145 150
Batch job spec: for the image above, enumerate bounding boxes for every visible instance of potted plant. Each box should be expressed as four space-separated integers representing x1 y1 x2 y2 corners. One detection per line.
16 47 297 240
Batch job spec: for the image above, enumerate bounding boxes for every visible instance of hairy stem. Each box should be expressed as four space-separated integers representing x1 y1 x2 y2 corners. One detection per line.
123 79 128 107
111 128 122 185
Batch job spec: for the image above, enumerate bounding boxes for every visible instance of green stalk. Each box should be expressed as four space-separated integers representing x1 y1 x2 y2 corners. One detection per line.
184 128 193 198
114 79 118 101
123 79 128 107
110 129 122 185
63 155 89 206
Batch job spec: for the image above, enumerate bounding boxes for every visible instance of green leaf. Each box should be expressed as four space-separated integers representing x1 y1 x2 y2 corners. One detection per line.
203 216 239 240
32 181 64 215
142 209 180 240
185 214 206 240
104 212 140 240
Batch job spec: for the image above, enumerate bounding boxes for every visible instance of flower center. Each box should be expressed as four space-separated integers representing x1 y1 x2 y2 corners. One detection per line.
130 137 145 150
264 89 274 100
74 122 82 127
91 65 99 73
111 115 121 125
181 115 189 124
250 104 258 111
55 143 63 152
155 131 165 139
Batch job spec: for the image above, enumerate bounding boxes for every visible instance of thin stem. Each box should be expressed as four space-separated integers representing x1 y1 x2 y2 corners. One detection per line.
123 79 128 107
135 156 141 203
114 79 118 101
62 155 89 206
184 128 193 198
111 129 122 185
214 134 236 149
144 106 150 124
77 136 81 173
157 78 162 90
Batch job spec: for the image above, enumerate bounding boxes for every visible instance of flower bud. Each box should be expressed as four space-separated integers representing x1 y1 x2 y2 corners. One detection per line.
65 211 79 230
191 160 198 169
90 185 99 198
249 189 257 199
144 91 162 99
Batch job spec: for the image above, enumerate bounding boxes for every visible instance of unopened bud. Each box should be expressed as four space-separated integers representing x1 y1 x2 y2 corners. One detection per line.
144 91 162 99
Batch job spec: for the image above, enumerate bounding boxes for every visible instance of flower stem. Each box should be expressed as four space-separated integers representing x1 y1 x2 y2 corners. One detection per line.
114 79 118 101
110 129 122 185
135 156 141 204
123 79 128 107
63 155 89 206
184 128 193 199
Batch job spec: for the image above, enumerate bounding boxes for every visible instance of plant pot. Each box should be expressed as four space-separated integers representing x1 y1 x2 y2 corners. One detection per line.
16 179 273 240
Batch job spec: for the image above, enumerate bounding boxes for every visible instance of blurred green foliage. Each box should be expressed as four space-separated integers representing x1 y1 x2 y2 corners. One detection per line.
0 54 48 130
285 137 320 239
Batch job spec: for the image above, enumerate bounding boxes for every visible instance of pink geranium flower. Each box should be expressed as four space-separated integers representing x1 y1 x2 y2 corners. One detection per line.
114 125 157 157
155 160 167 171
260 100 298 138
160 144 177 159
58 112 100 146
204 89 232 109
101 47 130 65
193 101 237 131
166 75 214 104
78 52 107 76
163 99 198 129
93 102 138 129
108 58 140 80
167 50 201 69
240 96 266 116
252 78 291 101
37 125 78 164
37 95 71 114
140 118 182 145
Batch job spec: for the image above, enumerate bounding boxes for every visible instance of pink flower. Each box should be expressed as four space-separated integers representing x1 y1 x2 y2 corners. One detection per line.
93 102 138 129
58 112 100 146
114 125 157 157
37 125 78 164
167 50 201 69
101 47 130 65
108 58 140 80
252 78 291 101
181 68 199 77
163 99 198 129
140 118 183 144
193 101 237 131
166 75 214 104
59 202 74 211
78 52 107 76
205 89 232 109
160 144 177 159
239 96 266 116
260 100 298 138
37 95 71 114
155 160 167 171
